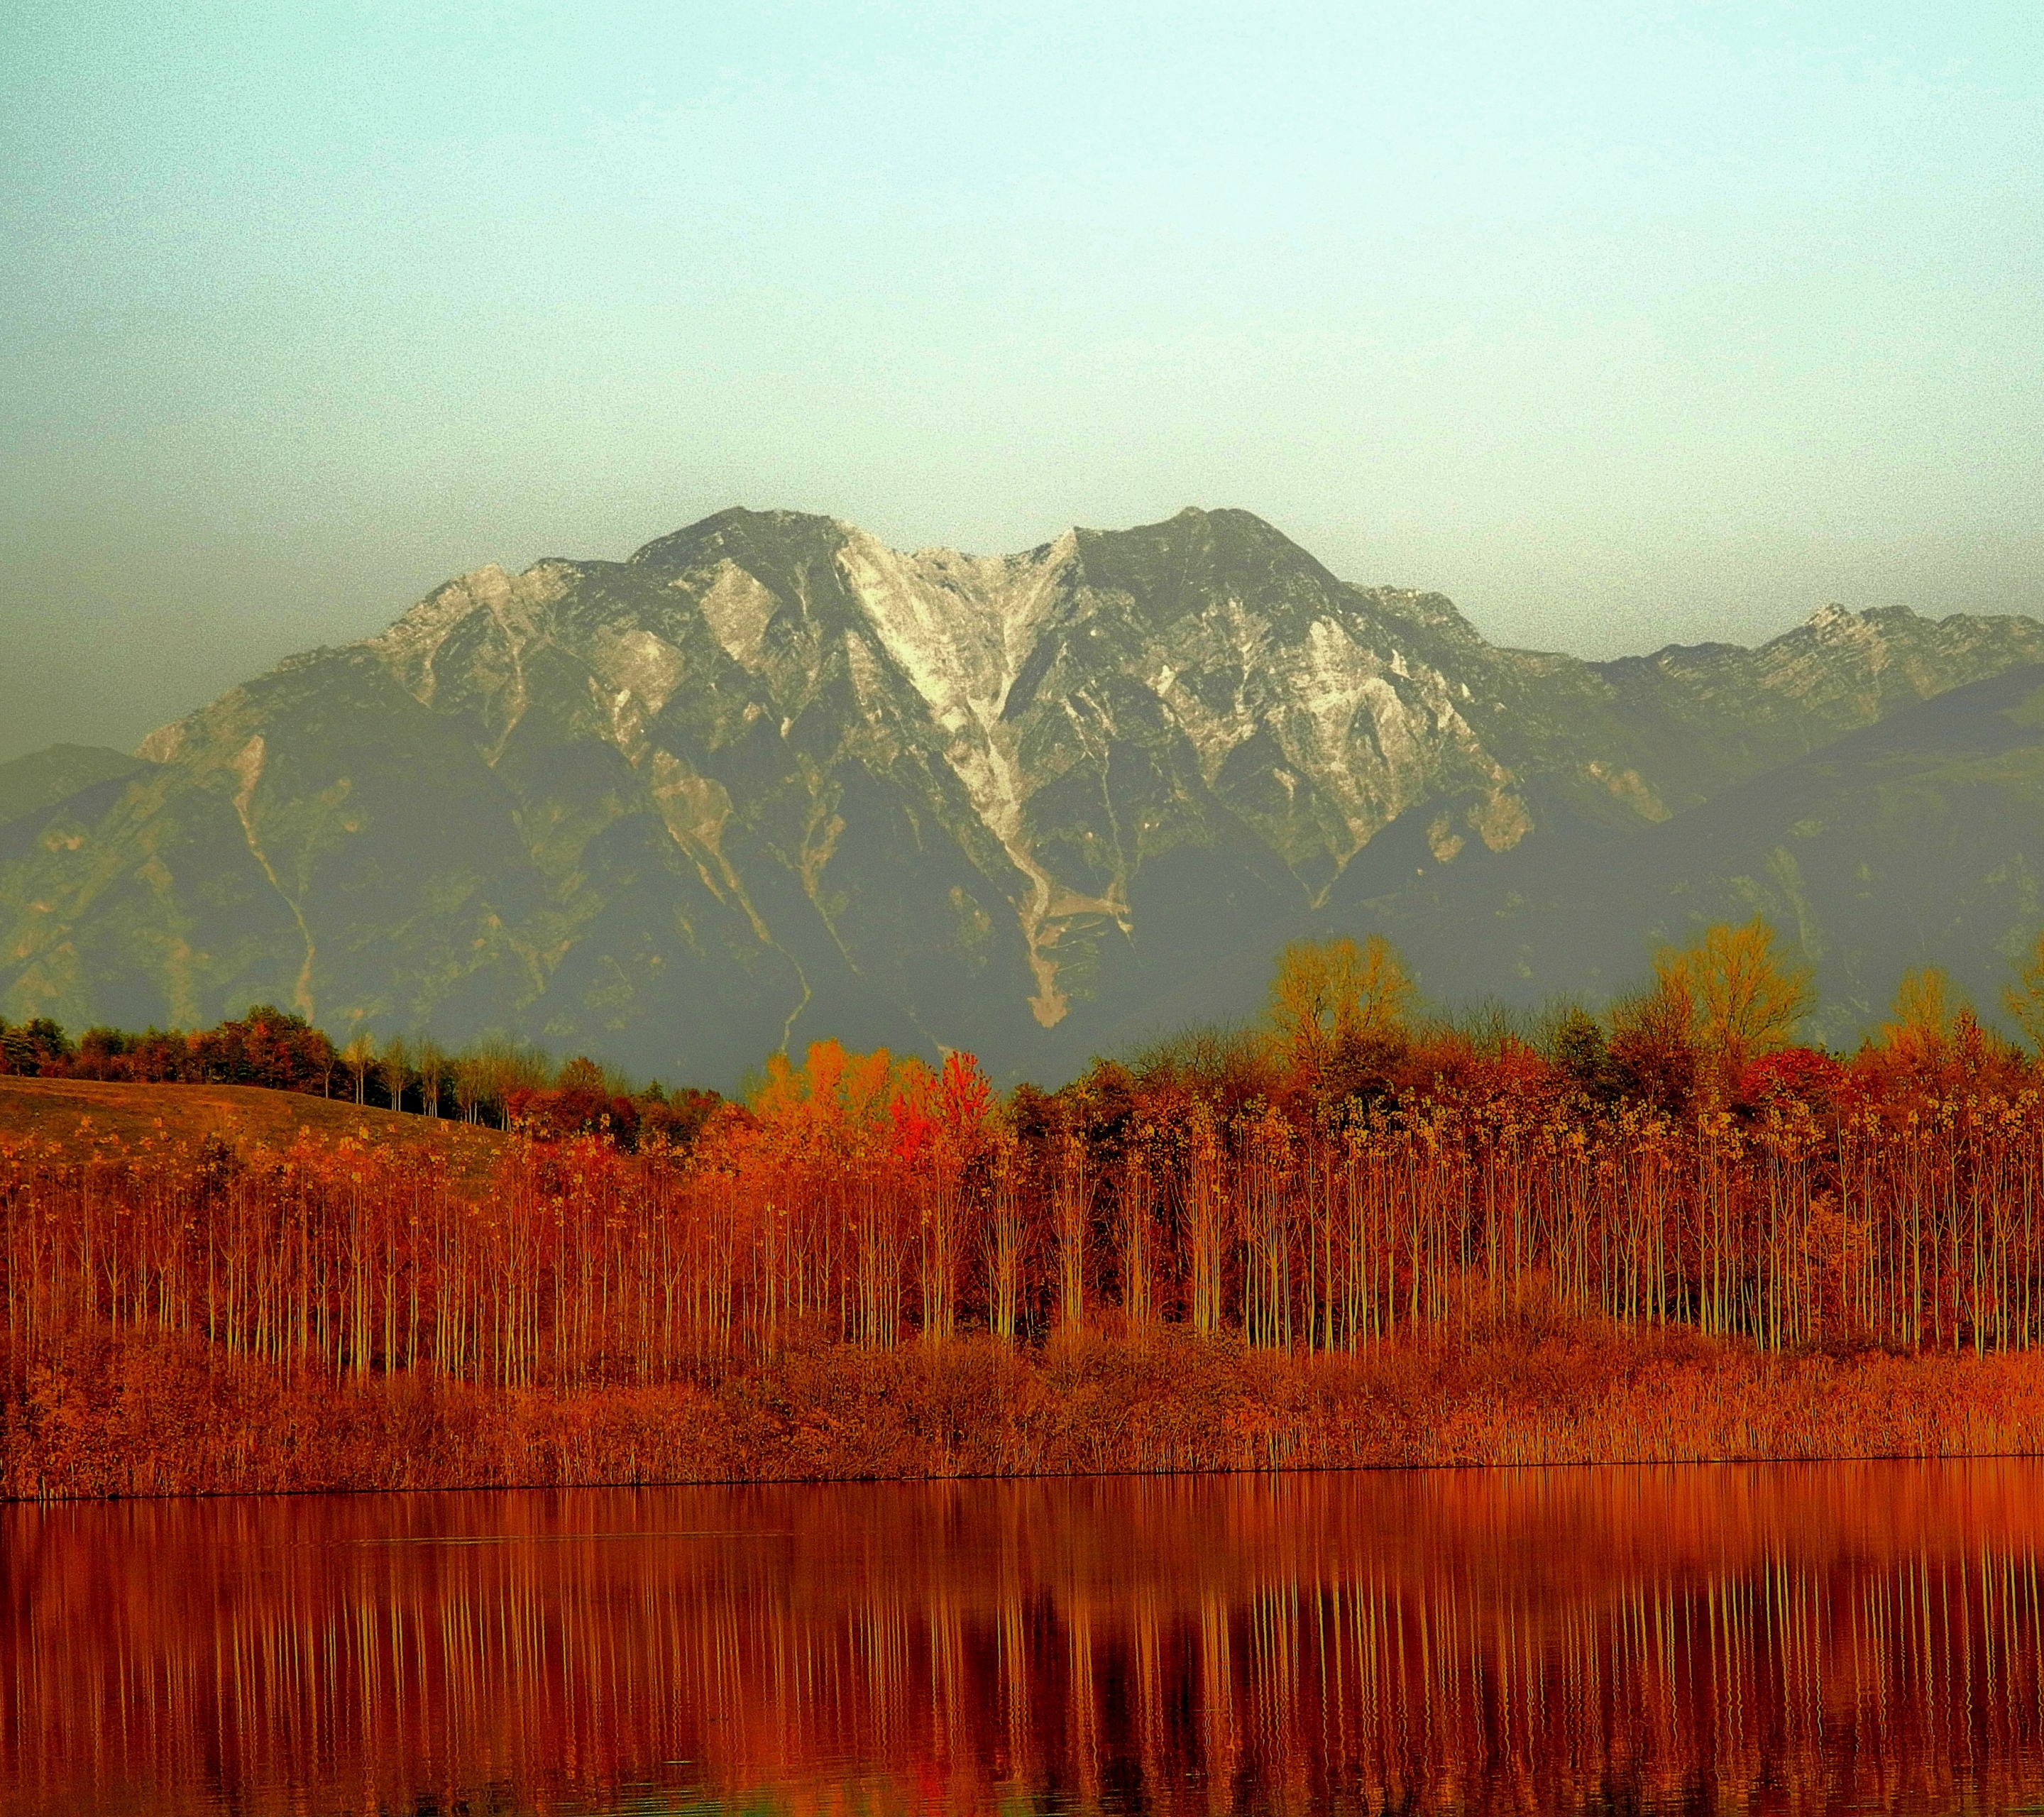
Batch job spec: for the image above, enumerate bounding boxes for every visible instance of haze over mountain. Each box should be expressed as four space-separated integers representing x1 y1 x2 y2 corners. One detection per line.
4 506 2043 1085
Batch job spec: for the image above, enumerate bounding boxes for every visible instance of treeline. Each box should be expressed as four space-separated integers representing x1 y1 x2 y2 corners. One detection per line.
0 1006 335 1094
9 921 2044 1390
0 1006 721 1148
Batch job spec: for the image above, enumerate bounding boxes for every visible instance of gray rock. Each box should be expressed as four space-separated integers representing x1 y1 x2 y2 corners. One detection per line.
5 506 2041 1083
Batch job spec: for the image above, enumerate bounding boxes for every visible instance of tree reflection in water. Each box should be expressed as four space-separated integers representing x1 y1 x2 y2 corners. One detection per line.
4 1461 2043 1815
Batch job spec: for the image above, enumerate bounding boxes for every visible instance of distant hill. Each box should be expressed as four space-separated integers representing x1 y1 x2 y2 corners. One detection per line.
0 745 150 828
4 507 2042 1082
1367 663 2044 1045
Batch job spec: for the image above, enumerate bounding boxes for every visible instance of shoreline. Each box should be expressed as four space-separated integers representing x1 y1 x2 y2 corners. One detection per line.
9 1321 2040 1503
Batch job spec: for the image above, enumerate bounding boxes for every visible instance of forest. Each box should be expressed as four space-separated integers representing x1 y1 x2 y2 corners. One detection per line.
8 918 2044 1497
0 1003 720 1146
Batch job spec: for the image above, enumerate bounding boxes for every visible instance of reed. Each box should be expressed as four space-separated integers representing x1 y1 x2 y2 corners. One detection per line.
10 985 2044 1498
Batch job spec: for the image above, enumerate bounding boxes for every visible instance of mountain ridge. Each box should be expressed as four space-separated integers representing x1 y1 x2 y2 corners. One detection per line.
6 505 2043 1083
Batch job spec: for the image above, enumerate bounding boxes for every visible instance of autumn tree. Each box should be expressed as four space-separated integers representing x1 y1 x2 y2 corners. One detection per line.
415 1038 449 1117
1608 973 1698 1113
1884 966 1959 1066
1266 934 1414 1079
639 1085 723 1148
237 1004 337 1093
466 1037 551 1124
0 1016 74 1076
1654 918 1815 1072
452 1054 484 1122
341 1033 376 1106
2004 932 2044 1053
378 1036 413 1113
1549 1006 1622 1102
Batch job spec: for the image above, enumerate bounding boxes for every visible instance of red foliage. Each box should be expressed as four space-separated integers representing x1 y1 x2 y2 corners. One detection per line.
6 1001 2044 1502
506 1083 641 1143
2 1005 337 1095
1740 1045 1844 1109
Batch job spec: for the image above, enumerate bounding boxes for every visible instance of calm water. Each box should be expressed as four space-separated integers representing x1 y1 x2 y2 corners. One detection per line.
4 1462 2044 1815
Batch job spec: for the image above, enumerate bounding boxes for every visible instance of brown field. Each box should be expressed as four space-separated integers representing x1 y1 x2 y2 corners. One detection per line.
0 1075 504 1181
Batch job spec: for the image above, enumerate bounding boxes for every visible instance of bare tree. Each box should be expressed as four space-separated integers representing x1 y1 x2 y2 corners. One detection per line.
415 1038 449 1118
452 1053 483 1124
378 1035 413 1114
341 1033 375 1107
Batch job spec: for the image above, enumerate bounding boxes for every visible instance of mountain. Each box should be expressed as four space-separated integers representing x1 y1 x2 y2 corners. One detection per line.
0 745 149 829
4 507 2043 1082
1383 663 2044 1044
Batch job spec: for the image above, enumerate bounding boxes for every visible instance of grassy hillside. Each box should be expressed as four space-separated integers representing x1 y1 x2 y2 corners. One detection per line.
0 1076 504 1178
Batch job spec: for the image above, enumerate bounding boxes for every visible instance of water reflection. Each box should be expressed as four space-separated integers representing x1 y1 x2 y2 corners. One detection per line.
4 1462 2043 1814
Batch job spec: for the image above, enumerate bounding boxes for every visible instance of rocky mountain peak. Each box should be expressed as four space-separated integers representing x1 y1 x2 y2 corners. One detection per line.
13 507 2044 1085
624 505 849 573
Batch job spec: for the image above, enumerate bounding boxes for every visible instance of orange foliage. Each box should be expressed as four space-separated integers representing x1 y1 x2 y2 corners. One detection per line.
6 1016 2044 1499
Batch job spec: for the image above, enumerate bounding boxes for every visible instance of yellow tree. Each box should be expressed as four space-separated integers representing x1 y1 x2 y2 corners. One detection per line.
1884 966 1957 1065
1654 918 1815 1069
2004 933 2044 1053
1266 934 1414 1074
749 1040 911 1346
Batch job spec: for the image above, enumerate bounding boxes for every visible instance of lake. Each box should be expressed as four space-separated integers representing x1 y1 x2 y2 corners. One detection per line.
4 1461 2041 1814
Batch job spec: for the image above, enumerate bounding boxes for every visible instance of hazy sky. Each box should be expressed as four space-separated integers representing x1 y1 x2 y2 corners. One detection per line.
4 2 2040 762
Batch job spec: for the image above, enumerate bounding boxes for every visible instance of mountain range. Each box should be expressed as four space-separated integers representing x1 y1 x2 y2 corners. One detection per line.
5 505 2043 1083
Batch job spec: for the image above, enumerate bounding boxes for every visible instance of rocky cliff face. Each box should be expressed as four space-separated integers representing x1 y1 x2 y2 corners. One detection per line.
6 506 2043 1081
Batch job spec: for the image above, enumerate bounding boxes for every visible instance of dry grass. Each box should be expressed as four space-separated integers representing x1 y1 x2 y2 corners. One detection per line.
0 1076 504 1182
7 1319 2040 1500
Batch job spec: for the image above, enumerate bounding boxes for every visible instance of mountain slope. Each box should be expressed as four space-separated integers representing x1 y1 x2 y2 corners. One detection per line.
0 745 149 828
1372 663 2044 1044
4 507 2042 1080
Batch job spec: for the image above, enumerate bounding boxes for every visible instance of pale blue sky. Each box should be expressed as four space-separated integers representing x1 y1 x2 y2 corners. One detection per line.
4 2 2040 759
